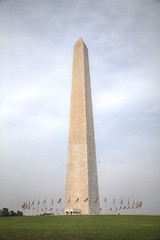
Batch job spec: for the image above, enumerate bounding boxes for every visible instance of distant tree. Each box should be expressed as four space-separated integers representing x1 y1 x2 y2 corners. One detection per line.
0 208 23 217
1 208 10 217
16 211 23 216
10 210 16 216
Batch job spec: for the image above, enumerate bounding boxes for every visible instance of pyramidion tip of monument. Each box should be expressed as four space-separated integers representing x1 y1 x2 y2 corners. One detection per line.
74 37 87 48
78 37 84 42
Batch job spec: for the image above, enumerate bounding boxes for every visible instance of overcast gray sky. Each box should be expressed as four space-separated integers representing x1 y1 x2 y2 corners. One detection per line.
0 0 160 215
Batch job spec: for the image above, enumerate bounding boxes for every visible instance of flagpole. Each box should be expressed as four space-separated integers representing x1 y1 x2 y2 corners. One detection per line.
106 200 107 215
113 198 115 215
52 198 53 215
60 200 62 215
28 202 31 216
37 201 38 216
22 203 24 216
45 199 47 215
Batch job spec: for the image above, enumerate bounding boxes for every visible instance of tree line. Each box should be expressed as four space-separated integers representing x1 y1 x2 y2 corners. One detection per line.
0 208 23 217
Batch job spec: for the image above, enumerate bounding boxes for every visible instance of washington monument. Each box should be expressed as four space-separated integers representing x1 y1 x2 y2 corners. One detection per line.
65 37 99 215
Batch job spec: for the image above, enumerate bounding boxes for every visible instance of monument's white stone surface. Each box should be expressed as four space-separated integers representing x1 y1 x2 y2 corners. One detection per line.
65 37 100 215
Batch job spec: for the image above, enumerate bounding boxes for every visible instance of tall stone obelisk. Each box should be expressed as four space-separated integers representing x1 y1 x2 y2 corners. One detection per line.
65 37 99 215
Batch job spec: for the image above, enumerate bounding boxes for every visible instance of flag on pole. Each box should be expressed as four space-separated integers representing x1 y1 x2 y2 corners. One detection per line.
21 203 26 209
128 199 130 205
95 199 98 203
136 201 139 208
75 198 79 203
104 198 107 203
123 206 126 209
133 200 135 207
43 200 46 205
57 198 61 204
119 207 122 210
139 201 142 208
84 198 88 202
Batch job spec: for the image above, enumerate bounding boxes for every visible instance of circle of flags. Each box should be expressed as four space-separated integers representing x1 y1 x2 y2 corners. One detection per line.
21 197 143 216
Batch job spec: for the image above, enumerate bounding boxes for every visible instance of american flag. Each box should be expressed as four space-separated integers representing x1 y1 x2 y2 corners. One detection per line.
104 198 107 203
136 201 139 208
57 198 61 204
133 200 135 207
21 203 26 209
84 198 88 202
75 198 79 203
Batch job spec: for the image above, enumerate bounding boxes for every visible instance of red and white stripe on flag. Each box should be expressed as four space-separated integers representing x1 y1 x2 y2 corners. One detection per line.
57 198 61 204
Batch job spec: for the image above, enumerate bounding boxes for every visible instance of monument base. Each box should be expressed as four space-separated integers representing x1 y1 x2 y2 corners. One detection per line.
65 208 81 215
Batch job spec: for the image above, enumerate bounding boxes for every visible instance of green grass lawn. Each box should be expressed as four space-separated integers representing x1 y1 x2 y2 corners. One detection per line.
0 215 160 240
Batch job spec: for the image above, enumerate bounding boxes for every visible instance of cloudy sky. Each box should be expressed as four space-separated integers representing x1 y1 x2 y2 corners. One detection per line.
0 0 160 215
